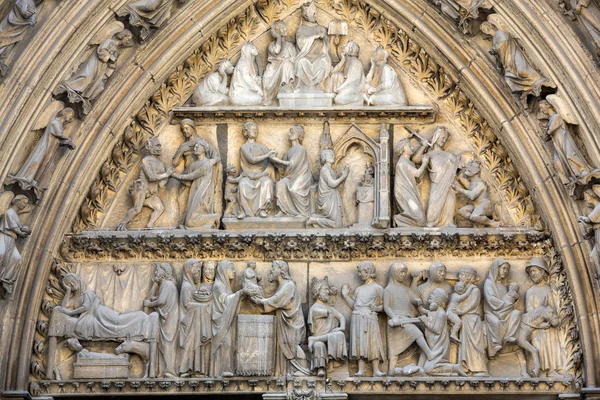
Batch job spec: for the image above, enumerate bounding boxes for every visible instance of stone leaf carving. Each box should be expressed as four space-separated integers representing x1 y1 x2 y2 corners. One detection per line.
53 21 134 116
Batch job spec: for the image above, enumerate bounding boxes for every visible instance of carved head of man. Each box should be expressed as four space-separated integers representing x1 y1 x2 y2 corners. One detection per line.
430 126 450 149
343 41 360 57
396 138 414 157
62 273 84 294
60 108 75 125
428 288 449 310
479 21 497 37
458 265 479 286
289 125 305 143
357 261 377 282
271 20 288 39
389 261 408 283
372 45 389 66
11 194 29 211
117 29 134 48
242 121 259 140
429 262 447 283
311 276 331 303
145 137 162 156
153 263 174 283
247 260 257 270
526 257 549 284
320 149 334 165
203 261 216 283
537 100 554 120
218 59 234 75
463 160 482 177
269 260 291 282
301 1 318 23
180 119 196 139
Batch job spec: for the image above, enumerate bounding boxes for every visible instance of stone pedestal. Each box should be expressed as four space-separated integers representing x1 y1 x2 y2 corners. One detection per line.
73 353 130 379
277 92 335 108
222 216 307 230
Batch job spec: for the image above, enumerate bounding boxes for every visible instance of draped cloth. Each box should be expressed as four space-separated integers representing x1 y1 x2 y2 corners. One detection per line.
263 40 296 104
294 22 331 88
238 141 275 217
458 286 488 374
384 281 423 358
179 157 217 228
483 258 521 357
193 72 228 106
154 279 179 377
394 157 425 227
229 43 263 105
426 149 459 227
179 263 212 375
0 208 23 288
349 283 386 362
0 0 37 61
117 0 173 31
364 63 407 106
262 279 306 376
548 113 591 182
275 144 313 217
571 0 600 50
210 262 242 377
311 165 344 228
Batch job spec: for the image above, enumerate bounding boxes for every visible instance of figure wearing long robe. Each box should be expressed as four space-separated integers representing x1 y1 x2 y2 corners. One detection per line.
263 35 296 104
0 0 37 74
394 156 426 227
210 262 242 377
571 0 600 53
151 279 179 377
238 141 275 217
348 282 386 362
0 208 24 292
458 285 488 375
525 283 564 375
192 61 233 106
117 0 174 39
547 111 592 183
261 279 306 376
418 306 456 375
179 262 212 375
426 149 459 227
311 164 345 228
332 53 364 106
275 144 313 217
175 156 220 228
483 259 521 358
229 43 263 106
294 17 331 88
364 59 407 106
307 301 347 373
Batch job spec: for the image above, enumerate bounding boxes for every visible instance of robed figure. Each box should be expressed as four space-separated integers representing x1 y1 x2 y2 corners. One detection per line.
393 138 428 227
263 20 297 104
0 0 37 75
308 149 349 228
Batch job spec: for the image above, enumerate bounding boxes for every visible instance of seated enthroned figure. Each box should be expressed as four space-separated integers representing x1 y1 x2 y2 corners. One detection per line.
308 276 347 377
294 0 332 90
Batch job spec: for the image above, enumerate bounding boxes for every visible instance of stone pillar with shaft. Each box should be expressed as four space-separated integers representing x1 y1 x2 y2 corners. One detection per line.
374 123 390 228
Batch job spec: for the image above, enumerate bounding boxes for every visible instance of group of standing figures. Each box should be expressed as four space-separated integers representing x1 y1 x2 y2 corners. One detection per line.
52 256 566 379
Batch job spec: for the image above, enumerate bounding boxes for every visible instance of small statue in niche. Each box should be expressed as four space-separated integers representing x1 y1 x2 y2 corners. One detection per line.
117 0 187 41
224 164 243 217
537 95 597 188
229 42 263 106
393 136 428 227
0 193 31 299
331 41 364 106
237 121 276 219
172 140 221 229
453 159 500 227
480 17 554 109
250 260 307 377
524 257 564 377
0 0 38 77
307 149 349 228
579 185 600 278
6 106 75 199
53 22 134 115
117 137 175 230
341 261 386 377
456 266 488 376
263 20 297 105
242 260 264 299
143 263 179 378
417 288 466 375
271 125 313 218
192 59 234 106
384 262 438 376
307 276 347 377
363 46 408 106
294 0 332 90
354 163 375 227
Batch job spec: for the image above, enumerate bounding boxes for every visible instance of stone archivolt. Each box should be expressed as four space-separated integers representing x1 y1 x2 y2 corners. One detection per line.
0 0 599 399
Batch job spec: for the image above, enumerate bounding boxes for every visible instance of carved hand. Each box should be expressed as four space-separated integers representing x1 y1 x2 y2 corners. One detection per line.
341 284 350 297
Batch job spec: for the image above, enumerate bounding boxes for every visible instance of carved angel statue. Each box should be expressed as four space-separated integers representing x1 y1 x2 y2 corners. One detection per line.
117 0 187 41
580 185 600 278
560 0 600 56
0 192 31 298
192 59 234 106
537 94 595 187
6 102 75 199
229 42 263 106
117 137 175 230
0 0 38 77
480 16 554 109
54 22 134 115
453 159 500 227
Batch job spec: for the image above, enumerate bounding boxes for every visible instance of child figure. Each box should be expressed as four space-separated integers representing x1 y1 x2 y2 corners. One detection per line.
341 261 386 377
507 282 520 300
243 260 264 298
224 164 243 217
446 281 474 343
